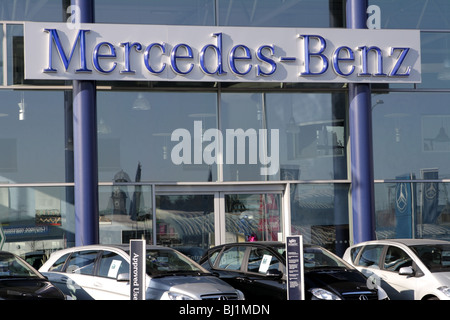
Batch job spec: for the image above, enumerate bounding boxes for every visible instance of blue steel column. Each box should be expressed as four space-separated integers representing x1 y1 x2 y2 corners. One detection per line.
72 0 99 245
347 0 376 243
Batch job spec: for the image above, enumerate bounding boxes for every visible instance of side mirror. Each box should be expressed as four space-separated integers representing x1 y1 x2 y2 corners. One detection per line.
266 269 283 279
399 266 414 276
117 273 130 282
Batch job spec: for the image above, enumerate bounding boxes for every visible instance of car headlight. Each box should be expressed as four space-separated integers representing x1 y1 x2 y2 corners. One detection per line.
162 291 195 300
310 288 341 300
438 286 450 298
236 289 245 300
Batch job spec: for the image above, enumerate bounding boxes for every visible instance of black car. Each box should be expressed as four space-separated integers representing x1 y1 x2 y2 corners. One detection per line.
199 241 384 300
0 251 66 300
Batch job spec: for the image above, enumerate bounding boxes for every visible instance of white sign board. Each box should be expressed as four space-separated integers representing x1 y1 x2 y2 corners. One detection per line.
24 22 421 83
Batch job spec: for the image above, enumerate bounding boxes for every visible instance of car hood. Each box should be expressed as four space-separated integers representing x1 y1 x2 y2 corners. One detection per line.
432 272 450 285
0 278 65 300
149 275 238 298
305 268 376 297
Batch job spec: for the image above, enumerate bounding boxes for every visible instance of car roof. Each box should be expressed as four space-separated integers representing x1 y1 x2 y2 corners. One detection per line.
206 241 317 249
352 238 450 247
48 244 176 256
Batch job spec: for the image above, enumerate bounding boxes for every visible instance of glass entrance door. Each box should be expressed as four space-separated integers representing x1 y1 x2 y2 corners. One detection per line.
155 185 285 261
155 194 215 262
224 193 282 243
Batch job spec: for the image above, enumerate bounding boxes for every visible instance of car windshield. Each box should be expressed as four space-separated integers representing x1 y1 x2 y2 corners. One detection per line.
303 246 350 270
0 252 41 279
146 249 208 277
409 244 450 272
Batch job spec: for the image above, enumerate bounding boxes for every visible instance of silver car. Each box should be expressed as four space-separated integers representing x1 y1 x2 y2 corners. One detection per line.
343 239 450 300
39 244 244 300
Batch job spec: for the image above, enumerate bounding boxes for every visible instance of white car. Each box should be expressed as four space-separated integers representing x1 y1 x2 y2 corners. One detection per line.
343 239 450 300
39 244 245 300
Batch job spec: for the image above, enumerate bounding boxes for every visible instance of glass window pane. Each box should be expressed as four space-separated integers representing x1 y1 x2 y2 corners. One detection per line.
357 245 383 267
99 185 153 244
290 183 349 255
65 250 98 275
221 92 347 181
0 0 63 22
95 0 215 25
98 251 129 278
418 32 450 89
218 246 246 270
247 247 282 274
369 0 450 30
266 92 347 181
372 92 450 180
0 90 67 183
374 182 450 241
155 194 214 256
384 246 412 272
0 186 74 253
97 91 217 182
225 193 281 242
0 25 3 86
218 0 342 28
48 253 70 272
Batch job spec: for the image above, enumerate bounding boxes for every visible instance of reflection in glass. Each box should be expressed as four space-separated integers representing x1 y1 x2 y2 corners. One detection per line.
374 182 450 241
95 0 215 25
0 186 74 255
97 91 217 182
0 0 63 22
225 193 281 243
419 33 450 89
368 0 450 30
0 90 66 183
266 93 347 180
290 184 349 256
422 115 450 152
217 0 340 27
372 92 450 180
99 185 153 244
156 194 214 260
221 92 347 181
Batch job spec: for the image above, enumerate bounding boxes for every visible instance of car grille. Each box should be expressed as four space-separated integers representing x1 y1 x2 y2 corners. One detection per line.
200 293 240 300
341 291 378 300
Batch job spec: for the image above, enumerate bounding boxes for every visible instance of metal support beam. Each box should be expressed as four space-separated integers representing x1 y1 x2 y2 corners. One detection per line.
72 0 98 246
346 0 376 243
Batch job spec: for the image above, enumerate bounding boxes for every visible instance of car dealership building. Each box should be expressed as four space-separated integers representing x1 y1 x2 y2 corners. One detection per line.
0 0 449 259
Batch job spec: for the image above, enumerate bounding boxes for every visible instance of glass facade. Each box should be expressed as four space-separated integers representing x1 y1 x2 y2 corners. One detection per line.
0 1 449 263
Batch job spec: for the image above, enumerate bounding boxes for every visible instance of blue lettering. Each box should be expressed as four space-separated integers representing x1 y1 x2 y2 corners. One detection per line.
229 45 252 76
44 28 91 73
144 43 166 74
92 42 117 74
358 46 386 76
300 35 328 75
170 44 194 75
120 42 143 74
199 33 227 75
389 47 411 77
332 46 355 76
256 45 277 76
